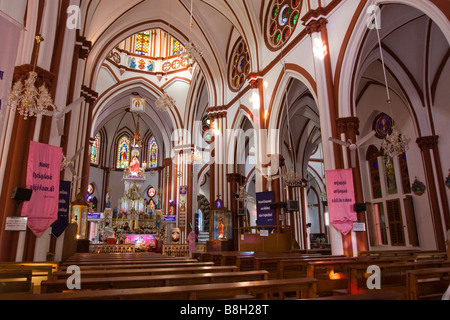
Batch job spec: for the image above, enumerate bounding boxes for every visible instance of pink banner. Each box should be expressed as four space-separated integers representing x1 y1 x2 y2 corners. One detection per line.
21 141 62 237
325 169 357 235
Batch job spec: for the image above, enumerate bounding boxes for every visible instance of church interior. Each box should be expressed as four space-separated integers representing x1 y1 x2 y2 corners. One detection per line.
0 0 449 301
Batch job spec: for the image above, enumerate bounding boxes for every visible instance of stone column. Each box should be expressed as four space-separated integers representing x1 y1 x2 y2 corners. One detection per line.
336 116 369 254
416 135 447 250
304 16 346 256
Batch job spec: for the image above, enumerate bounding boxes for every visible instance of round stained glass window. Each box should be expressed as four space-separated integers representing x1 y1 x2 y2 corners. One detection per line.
265 0 303 51
373 113 394 139
87 184 95 195
228 38 251 92
147 187 156 198
265 0 302 51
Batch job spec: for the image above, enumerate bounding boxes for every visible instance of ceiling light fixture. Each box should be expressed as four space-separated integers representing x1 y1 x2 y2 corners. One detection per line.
177 0 203 67
8 35 53 120
373 12 410 158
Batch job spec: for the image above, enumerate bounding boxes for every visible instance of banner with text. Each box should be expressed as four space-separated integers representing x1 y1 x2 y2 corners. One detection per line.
256 191 275 233
52 180 72 237
325 169 357 235
21 141 63 237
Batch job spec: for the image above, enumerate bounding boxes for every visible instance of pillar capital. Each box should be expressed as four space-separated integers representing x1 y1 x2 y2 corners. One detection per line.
305 18 328 35
226 173 245 184
336 117 360 136
416 135 439 151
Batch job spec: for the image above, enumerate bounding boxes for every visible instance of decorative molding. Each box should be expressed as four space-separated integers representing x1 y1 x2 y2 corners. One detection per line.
76 33 92 60
301 0 342 26
81 85 99 104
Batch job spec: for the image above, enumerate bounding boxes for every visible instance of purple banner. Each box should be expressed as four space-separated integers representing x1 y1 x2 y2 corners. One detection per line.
256 191 275 233
52 180 71 237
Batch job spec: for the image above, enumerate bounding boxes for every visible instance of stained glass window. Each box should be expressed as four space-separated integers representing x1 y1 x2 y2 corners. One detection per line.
383 154 398 195
117 136 130 169
265 0 303 50
173 39 183 55
229 38 251 92
202 117 212 143
373 113 393 139
91 133 101 165
135 31 151 56
366 145 382 199
149 137 158 168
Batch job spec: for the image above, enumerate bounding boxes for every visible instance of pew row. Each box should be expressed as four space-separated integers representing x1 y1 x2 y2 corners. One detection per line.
52 265 238 280
26 277 319 300
58 262 213 271
41 270 270 293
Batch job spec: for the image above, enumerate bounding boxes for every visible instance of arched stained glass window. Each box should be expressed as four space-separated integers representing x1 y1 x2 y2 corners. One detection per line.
117 136 131 169
149 137 158 168
91 133 101 165
135 30 151 56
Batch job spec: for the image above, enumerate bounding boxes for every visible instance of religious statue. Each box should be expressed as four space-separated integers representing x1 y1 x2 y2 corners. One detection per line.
129 154 140 175
129 57 137 68
216 217 225 240
106 192 111 208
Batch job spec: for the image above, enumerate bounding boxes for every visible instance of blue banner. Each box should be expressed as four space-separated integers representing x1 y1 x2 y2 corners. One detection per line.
256 191 275 233
52 181 72 237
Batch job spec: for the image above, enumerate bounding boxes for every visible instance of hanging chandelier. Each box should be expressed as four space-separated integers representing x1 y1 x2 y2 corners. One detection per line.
177 0 203 67
381 124 411 158
373 15 410 157
188 148 203 164
178 41 203 67
155 92 176 112
284 170 307 188
8 35 53 120
237 186 255 204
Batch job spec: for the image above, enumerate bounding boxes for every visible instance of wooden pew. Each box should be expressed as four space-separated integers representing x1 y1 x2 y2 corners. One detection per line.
60 257 193 267
0 270 33 300
407 267 450 300
414 251 447 262
234 252 314 272
358 250 444 259
52 265 239 280
0 262 58 291
304 257 417 296
41 270 270 293
347 260 450 296
26 277 319 300
277 256 351 279
307 290 403 300
58 262 213 271
64 253 174 263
